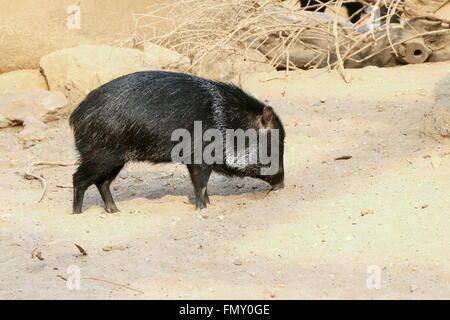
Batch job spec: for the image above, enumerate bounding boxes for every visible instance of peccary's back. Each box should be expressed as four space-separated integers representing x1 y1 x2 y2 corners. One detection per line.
69 71 265 162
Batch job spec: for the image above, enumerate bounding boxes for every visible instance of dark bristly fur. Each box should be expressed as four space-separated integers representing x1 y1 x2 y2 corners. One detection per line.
69 71 285 214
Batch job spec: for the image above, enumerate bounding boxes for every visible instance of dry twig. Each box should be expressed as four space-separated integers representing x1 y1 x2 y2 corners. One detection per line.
23 162 76 202
122 0 450 82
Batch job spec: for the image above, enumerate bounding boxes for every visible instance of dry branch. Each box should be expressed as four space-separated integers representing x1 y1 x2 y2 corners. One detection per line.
23 162 77 202
123 0 450 81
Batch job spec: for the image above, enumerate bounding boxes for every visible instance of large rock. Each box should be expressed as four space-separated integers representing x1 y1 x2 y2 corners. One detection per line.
40 45 161 108
424 75 450 143
0 0 176 73
17 117 47 144
0 70 48 95
435 1 450 19
405 0 448 14
143 42 191 72
191 47 274 84
0 89 67 128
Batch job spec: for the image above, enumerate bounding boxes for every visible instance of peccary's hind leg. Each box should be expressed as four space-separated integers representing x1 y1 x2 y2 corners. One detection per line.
187 164 212 210
95 164 124 213
73 161 98 214
72 159 123 214
73 185 87 214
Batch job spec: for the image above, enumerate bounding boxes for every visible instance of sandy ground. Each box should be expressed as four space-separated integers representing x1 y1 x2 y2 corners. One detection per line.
0 62 449 299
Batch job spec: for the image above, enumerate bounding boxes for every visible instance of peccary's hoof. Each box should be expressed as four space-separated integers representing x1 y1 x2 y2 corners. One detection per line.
196 202 207 210
105 207 120 213
72 211 82 215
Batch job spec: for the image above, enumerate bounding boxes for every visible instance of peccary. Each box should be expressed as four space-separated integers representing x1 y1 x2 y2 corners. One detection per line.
69 71 285 214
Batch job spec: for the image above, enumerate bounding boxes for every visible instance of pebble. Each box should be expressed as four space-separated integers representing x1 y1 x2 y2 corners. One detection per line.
233 259 243 266
213 177 227 184
119 171 129 179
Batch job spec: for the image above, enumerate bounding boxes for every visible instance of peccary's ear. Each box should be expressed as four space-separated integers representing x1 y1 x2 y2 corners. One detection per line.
261 106 273 127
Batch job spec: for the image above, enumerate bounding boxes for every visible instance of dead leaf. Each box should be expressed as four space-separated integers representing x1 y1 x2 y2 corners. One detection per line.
431 157 441 168
335 155 352 160
31 248 44 261
75 244 88 256
361 209 375 216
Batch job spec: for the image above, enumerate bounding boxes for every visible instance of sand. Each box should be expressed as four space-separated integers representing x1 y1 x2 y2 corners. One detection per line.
0 61 449 299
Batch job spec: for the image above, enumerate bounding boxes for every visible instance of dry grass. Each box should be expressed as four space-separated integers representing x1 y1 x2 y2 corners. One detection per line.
122 0 450 79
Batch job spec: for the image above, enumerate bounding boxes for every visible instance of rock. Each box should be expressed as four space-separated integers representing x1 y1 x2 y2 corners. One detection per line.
143 42 191 72
406 19 450 64
213 176 227 184
17 117 46 143
405 0 448 14
423 75 450 143
40 45 161 108
233 259 243 266
0 0 163 73
0 69 48 95
436 2 450 19
191 46 274 84
119 171 129 179
424 105 450 143
0 89 68 128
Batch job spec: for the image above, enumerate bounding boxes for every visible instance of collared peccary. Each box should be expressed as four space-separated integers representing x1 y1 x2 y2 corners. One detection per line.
69 71 285 214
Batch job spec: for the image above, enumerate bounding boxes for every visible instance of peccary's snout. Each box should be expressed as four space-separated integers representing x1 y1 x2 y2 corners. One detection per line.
270 180 284 189
264 168 284 190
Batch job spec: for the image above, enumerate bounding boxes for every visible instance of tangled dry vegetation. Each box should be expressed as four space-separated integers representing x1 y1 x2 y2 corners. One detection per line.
124 0 450 81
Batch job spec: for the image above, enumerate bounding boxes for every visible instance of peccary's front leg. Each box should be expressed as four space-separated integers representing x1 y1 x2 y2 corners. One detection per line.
187 164 212 209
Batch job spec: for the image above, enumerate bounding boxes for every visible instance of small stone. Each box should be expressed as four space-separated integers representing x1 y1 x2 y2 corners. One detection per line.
233 259 243 266
213 177 226 184
409 285 418 292
119 171 129 179
18 117 46 143
217 215 225 221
